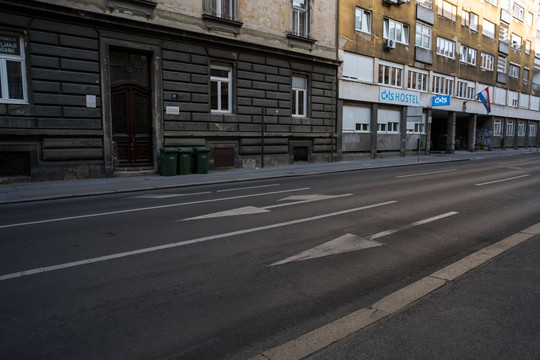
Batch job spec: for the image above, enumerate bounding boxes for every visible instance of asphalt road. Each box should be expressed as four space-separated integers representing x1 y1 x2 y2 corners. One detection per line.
1 156 539 359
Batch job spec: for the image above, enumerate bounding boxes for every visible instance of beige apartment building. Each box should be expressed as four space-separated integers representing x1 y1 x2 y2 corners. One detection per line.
338 0 540 158
0 0 338 180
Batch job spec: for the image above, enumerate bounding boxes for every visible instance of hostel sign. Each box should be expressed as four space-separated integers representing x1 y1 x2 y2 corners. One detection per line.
0 33 20 56
379 87 420 106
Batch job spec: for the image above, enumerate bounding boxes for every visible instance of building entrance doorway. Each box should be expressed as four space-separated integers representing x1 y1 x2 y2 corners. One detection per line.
110 49 153 168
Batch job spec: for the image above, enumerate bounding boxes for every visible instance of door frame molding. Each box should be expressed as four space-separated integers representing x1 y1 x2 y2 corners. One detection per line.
99 33 163 176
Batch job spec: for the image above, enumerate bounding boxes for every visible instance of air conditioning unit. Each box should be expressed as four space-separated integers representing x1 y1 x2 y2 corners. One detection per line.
384 39 396 49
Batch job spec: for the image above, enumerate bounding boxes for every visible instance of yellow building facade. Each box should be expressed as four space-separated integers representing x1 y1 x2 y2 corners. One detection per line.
338 0 540 157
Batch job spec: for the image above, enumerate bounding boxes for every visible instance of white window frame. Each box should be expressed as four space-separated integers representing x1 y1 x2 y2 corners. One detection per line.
406 115 426 134
485 0 497 5
292 75 307 118
436 37 455 59
438 0 457 22
407 68 429 92
462 11 478 31
0 33 27 104
529 123 537 137
527 12 534 27
507 121 515 136
432 73 454 96
378 62 403 88
482 19 496 39
355 7 372 34
207 0 235 19
343 105 371 133
460 45 477 65
210 63 232 113
292 0 309 38
513 3 524 22
456 79 475 99
418 0 433 9
416 23 431 49
518 121 526 137
509 63 520 78
493 120 503 136
511 33 522 51
481 53 494 71
383 18 409 45
498 56 507 74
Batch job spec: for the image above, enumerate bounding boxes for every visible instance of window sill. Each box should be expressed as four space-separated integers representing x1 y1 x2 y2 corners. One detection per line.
203 14 243 35
287 33 316 51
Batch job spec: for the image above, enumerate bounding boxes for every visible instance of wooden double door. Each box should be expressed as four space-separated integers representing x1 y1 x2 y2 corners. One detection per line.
110 49 153 168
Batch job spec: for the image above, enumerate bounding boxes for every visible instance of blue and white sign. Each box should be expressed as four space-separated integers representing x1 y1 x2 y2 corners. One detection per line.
432 95 450 107
379 87 420 106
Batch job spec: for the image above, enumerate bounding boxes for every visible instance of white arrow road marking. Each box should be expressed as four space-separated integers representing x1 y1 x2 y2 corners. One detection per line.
271 211 458 266
271 234 383 266
0 200 397 281
182 193 353 220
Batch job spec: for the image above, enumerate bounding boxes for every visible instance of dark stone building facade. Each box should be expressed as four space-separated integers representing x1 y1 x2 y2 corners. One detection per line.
0 1 338 181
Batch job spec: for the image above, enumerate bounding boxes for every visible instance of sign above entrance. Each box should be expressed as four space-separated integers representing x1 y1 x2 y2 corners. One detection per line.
432 95 450 107
379 87 420 106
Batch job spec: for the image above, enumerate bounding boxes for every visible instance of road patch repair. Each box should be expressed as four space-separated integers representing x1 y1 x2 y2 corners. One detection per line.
249 221 540 360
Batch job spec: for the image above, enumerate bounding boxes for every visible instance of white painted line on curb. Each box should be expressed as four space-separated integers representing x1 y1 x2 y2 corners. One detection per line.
475 174 530 186
249 222 540 360
396 169 457 178
0 187 310 229
0 201 397 281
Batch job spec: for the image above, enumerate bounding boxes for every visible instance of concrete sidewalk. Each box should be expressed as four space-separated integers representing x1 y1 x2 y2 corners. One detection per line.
1 148 538 204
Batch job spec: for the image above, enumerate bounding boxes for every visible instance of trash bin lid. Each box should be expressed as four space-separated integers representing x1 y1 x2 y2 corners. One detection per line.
178 148 193 153
160 147 178 152
194 147 210 153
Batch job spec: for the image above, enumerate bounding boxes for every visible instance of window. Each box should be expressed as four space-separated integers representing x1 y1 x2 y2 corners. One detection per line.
494 120 503 136
511 33 522 51
292 0 309 37
408 69 429 92
525 40 531 54
377 109 400 134
462 11 478 31
507 121 515 136
498 56 507 73
529 123 537 137
378 62 403 87
292 75 307 117
416 23 431 49
518 121 526 136
432 73 454 95
418 0 433 9
0 33 27 103
481 53 494 71
343 105 370 133
407 116 426 134
456 79 475 99
460 45 476 65
436 37 455 58
438 0 457 22
482 19 496 39
383 18 409 45
509 63 520 78
355 8 371 34
206 0 235 20
513 3 524 21
485 0 497 5
524 68 530 82
210 64 232 113
527 12 534 27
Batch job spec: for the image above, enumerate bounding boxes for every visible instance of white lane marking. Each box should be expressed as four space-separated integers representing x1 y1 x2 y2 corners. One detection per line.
271 212 458 266
0 201 397 281
475 174 530 186
182 193 353 220
128 192 211 199
396 169 457 178
370 212 458 240
0 188 310 229
270 234 383 266
217 184 280 192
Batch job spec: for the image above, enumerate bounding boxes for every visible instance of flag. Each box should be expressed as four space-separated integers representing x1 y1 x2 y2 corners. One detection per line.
477 87 491 114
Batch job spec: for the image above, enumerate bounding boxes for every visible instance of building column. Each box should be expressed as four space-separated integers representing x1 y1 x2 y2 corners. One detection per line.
371 103 378 159
468 114 477 152
400 107 407 157
447 112 456 153
426 109 432 155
